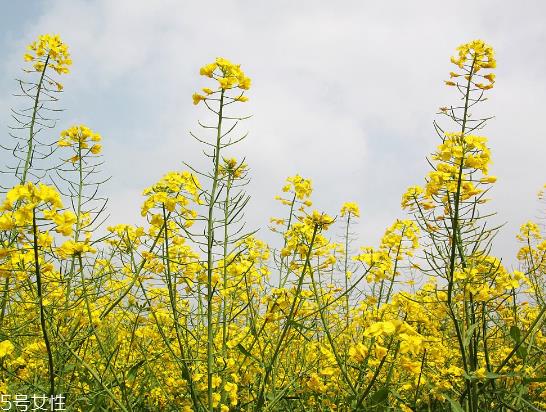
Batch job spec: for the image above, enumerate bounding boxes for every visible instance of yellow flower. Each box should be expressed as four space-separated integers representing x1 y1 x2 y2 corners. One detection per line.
57 240 97 258
306 373 327 393
0 340 14 357
199 63 217 77
305 210 334 230
449 40 496 89
340 202 360 218
480 175 497 184
364 321 397 337
284 175 313 200
43 210 77 236
212 392 221 408
474 367 487 380
349 343 368 363
26 34 72 74
219 157 247 178
58 125 102 154
3 182 63 210
90 144 102 154
192 93 205 105
374 343 388 359
194 57 251 98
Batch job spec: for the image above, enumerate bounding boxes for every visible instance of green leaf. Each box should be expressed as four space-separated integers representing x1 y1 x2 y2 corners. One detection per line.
510 325 521 343
516 345 528 359
369 387 389 406
485 371 501 379
509 325 528 358
447 397 464 412
236 343 260 363
127 359 146 381
463 323 479 348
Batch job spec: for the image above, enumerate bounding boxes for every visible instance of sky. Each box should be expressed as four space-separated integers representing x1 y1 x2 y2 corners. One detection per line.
1 0 545 267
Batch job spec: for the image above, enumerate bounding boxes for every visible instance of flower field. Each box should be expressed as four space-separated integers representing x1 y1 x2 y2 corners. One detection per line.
0 34 545 411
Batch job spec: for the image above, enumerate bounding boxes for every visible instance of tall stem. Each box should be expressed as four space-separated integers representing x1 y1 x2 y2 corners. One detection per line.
446 56 476 410
206 89 225 412
22 54 50 183
33 208 55 396
255 224 319 411
343 214 351 325
0 55 51 329
222 175 232 355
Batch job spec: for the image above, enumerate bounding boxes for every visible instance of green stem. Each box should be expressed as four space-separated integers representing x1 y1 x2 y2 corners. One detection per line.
22 53 50 183
309 264 357 396
446 56 476 410
222 175 232 356
255 224 319 411
343 214 351 326
206 88 225 412
161 204 200 411
32 208 55 396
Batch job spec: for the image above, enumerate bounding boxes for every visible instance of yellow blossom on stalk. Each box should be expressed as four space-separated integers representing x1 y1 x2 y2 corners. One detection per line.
401 185 425 210
224 381 238 406
2 182 63 211
447 40 496 90
305 210 334 230
25 34 72 79
0 340 14 357
374 343 388 359
192 93 205 105
141 171 201 229
340 202 360 218
422 132 494 200
282 175 313 200
480 175 497 184
42 209 77 236
348 343 368 363
212 393 221 407
450 39 496 70
219 157 247 179
380 219 419 254
58 124 102 155
354 246 393 282
57 239 97 258
0 212 15 230
517 221 542 241
364 320 397 337
306 373 328 393
193 57 251 104
200 63 217 77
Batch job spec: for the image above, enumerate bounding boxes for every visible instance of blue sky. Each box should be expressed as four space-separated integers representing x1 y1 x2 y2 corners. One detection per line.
1 0 545 266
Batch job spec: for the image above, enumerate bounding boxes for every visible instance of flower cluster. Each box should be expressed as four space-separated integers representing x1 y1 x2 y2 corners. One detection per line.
340 201 360 218
24 34 72 75
445 39 496 90
141 171 202 229
219 157 247 179
193 57 251 105
58 124 102 160
402 132 495 211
